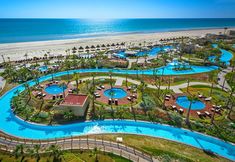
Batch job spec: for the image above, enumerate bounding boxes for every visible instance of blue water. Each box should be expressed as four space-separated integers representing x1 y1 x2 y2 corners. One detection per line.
1 19 235 43
176 96 205 110
45 84 66 95
38 66 48 72
0 63 235 160
210 44 233 65
104 88 127 99
0 67 234 160
115 46 172 58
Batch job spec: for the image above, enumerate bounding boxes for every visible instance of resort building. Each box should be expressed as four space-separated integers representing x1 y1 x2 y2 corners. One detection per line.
54 94 89 116
227 30 235 38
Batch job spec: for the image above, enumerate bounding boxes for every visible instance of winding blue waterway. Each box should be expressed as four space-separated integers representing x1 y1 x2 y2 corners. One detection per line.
0 18 235 43
0 66 235 160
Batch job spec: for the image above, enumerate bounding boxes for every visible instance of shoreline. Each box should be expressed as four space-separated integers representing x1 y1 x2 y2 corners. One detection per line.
1 26 234 45
0 27 234 62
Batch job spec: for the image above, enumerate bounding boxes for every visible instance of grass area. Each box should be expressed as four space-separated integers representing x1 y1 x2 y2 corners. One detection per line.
225 71 235 87
0 149 130 162
89 134 230 162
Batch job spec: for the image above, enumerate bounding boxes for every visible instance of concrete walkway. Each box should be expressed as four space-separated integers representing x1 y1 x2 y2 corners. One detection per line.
115 78 124 86
0 76 6 92
72 76 214 93
0 134 157 162
217 66 233 92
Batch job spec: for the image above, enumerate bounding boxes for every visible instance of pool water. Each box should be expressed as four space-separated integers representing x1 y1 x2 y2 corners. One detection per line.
38 66 48 72
176 96 205 110
45 84 66 95
210 44 233 65
104 88 127 99
115 46 172 58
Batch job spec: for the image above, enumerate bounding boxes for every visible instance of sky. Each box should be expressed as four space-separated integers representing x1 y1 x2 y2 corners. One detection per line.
0 0 235 18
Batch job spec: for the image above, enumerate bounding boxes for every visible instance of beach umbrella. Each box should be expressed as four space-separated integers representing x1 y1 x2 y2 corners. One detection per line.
79 46 84 50
101 44 106 47
96 45 100 48
107 44 110 47
85 46 90 49
91 45 95 49
111 43 115 47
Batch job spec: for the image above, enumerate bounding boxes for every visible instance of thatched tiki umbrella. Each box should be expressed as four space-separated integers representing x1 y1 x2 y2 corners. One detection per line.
96 45 100 51
72 47 77 55
106 44 110 50
111 43 115 50
91 45 96 52
78 46 84 53
101 44 106 51
85 46 90 53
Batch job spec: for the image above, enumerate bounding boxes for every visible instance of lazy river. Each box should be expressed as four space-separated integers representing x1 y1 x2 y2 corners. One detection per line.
0 49 234 160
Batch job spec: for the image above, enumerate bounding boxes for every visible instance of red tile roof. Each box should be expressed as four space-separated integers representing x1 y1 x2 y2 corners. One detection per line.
60 94 88 107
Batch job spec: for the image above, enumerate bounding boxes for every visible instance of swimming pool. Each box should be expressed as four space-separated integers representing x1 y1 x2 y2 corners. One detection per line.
176 96 205 110
115 46 172 58
211 44 233 65
38 66 48 72
0 68 234 160
45 84 66 95
0 50 234 160
104 88 127 99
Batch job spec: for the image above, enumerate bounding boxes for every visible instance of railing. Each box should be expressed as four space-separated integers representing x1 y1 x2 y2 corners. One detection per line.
0 131 156 162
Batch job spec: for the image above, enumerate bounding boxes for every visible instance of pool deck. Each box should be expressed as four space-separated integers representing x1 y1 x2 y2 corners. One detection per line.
32 81 74 100
95 85 137 105
165 93 221 118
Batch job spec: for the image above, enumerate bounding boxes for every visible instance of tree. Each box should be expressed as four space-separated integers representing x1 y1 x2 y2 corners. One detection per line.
64 110 74 120
185 95 198 125
23 82 31 100
73 72 80 94
208 71 217 97
47 144 63 162
13 144 26 161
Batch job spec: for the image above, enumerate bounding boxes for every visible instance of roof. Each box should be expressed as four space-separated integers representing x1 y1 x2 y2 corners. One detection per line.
60 94 88 107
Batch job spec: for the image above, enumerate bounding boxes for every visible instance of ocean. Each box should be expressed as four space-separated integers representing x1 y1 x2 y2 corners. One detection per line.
0 18 235 43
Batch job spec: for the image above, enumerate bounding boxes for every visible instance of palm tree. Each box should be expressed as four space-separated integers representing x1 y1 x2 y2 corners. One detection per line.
185 95 198 125
187 78 190 92
116 106 125 119
73 72 80 94
23 82 31 100
13 144 26 161
47 144 63 162
33 144 41 162
208 71 217 97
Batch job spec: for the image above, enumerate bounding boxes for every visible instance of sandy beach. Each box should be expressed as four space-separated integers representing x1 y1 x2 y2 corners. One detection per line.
0 28 233 63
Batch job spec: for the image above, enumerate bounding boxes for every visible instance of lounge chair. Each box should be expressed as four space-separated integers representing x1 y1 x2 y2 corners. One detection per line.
165 97 170 101
96 86 102 90
171 105 177 109
42 93 46 97
179 108 184 114
198 94 203 98
205 97 212 101
166 94 171 98
100 85 105 89
205 111 211 117
197 111 204 117
127 96 132 101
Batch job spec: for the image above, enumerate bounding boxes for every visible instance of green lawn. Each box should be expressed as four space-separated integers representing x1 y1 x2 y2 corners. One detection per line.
89 134 230 162
0 150 131 162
